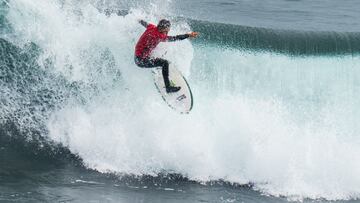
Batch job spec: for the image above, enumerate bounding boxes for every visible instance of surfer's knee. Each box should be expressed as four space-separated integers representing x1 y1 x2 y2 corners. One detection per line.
162 60 169 68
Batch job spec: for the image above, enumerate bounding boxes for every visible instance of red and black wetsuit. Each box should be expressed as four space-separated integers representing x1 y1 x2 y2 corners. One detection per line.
134 23 189 88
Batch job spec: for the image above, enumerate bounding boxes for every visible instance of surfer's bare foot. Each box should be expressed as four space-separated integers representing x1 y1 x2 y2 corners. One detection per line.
166 86 181 93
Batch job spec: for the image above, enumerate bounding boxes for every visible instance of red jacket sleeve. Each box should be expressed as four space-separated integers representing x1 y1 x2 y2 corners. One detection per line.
147 24 156 29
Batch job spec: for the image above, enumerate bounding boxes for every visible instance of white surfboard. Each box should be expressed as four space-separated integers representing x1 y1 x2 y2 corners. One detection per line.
152 66 193 114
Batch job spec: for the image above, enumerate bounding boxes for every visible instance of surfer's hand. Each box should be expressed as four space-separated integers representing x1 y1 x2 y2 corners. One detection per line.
188 32 199 38
138 19 148 28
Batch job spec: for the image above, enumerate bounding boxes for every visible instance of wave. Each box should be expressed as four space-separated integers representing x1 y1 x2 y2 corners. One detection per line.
2 0 360 201
85 7 360 56
189 19 360 56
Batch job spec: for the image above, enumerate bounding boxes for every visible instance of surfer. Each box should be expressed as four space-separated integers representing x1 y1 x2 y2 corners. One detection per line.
134 19 198 93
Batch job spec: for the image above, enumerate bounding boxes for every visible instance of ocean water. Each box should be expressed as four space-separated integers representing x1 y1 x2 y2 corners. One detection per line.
1 0 360 202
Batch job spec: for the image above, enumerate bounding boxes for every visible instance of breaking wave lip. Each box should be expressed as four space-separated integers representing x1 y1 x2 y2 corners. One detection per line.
188 19 360 56
2 0 360 201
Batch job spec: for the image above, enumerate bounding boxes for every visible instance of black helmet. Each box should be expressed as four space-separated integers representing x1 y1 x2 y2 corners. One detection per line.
157 19 171 30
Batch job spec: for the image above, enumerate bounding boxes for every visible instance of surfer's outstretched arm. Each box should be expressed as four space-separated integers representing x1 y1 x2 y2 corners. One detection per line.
167 32 199 42
139 20 148 28
167 34 190 42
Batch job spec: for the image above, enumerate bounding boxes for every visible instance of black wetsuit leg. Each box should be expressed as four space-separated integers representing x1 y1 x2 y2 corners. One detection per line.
135 57 170 87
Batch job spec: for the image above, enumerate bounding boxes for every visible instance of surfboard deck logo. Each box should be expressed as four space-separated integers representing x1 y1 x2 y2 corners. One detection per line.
152 67 193 114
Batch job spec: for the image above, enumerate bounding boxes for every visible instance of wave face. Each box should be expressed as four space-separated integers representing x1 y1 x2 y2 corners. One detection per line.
190 20 360 56
2 0 360 201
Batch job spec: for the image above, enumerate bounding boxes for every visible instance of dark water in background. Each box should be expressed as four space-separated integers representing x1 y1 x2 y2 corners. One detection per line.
173 0 360 56
173 0 360 32
2 0 360 202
